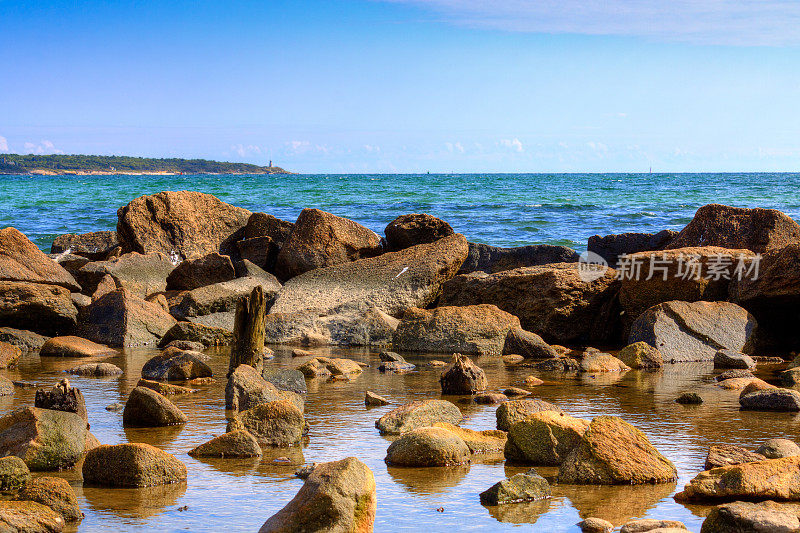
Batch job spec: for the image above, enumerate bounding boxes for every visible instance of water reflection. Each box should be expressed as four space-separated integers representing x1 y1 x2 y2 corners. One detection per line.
557 482 677 526
485 497 552 524
80 482 187 519
387 464 471 494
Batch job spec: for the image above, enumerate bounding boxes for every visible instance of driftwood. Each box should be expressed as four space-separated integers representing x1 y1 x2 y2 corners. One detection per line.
228 285 266 376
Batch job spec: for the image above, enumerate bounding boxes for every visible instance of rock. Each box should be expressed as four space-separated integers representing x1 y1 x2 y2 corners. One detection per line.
71 293 91 310
534 357 580 372
105 402 124 412
49 253 90 277
67 362 123 377
756 439 800 459
34 379 87 421
705 444 766 469
159 321 234 347
166 252 237 291
504 411 589 465
80 289 176 347
297 357 362 379
700 500 800 533
714 349 756 369
163 339 205 352
580 353 630 373
740 388 800 411
496 399 564 432
667 203 800 253
441 262 620 344
617 341 664 369
376 399 462 435
0 501 65 532
136 379 196 395
479 469 551 505
116 190 251 260
0 227 79 291
51 230 119 261
0 327 49 352
82 442 187 487
502 354 523 366
0 281 78 336
629 301 758 362
740 379 778 396
379 360 415 373
385 426 471 466
428 359 447 367
122 386 188 427
0 341 20 369
188 430 262 458
226 364 303 412
384 213 454 251
588 230 676 268
261 368 307 394
258 457 375 533
558 416 677 484
263 306 398 347
432 422 507 453
472 392 508 404
75 252 175 299
141 347 212 381
171 276 281 319
0 456 29 491
0 407 89 471
458 242 579 275
291 348 313 358
579 517 614 532
781 368 800 389
502 326 559 360
39 336 116 358
0 376 12 396
229 400 306 446
235 213 294 272
296 359 331 379
620 519 687 533
274 208 382 281
524 375 544 386
675 456 800 502
504 387 531 397
365 391 389 406
440 353 488 395
15 477 81 521
676 392 703 405
717 369 754 381
393 305 519 356
619 246 755 325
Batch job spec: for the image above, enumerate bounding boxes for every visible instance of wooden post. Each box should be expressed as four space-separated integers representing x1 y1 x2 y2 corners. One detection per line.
228 285 267 377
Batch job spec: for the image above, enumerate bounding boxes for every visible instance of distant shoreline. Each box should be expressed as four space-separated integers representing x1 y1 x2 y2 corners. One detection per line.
4 169 290 176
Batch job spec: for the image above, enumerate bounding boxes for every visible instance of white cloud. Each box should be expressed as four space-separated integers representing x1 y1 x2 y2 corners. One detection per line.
231 144 262 157
380 0 800 46
363 144 381 153
445 141 465 153
587 141 609 153
498 138 524 153
284 140 332 155
0 136 7 152
22 140 63 155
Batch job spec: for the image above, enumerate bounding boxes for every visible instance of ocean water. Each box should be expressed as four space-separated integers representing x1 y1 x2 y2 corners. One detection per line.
1 172 799 251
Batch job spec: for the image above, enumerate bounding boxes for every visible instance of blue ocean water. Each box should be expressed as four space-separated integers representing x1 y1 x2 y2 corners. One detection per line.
1 172 799 251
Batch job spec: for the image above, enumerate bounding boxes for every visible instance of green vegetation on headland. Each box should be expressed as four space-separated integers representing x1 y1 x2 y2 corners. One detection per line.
0 154 291 175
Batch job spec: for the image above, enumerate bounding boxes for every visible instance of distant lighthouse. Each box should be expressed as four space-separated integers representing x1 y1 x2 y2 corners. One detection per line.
269 160 272 168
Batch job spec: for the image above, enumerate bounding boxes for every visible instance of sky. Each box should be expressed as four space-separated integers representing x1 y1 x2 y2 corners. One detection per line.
2 0 800 173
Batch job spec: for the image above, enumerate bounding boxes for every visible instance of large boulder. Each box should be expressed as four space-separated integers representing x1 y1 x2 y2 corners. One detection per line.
15 476 82 522
159 320 234 347
166 252 237 291
629 301 758 362
376 399 462 435
588 230 676 268
234 213 294 272
740 388 800 411
116 190 251 260
458 243 579 275
269 234 469 342
80 289 176 347
504 411 589 465
122 386 188 427
171 275 281 319
479 470 551 505
756 439 800 459
0 281 78 336
0 327 49 352
39 336 116 358
34 379 87 422
700 500 800 533
226 364 304 412
0 227 79 291
141 347 212 381
502 326 559 359
228 400 306 446
258 457 376 533
68 362 123 377
439 353 488 394
496 399 564 432
666 204 800 253
75 252 175 299
0 501 65 532
619 246 755 324
274 208 383 281
263 306 398 347
441 262 620 344
705 444 766 470
384 213 454 251
188 430 262 458
714 349 755 369
385 426 471 466
557 416 677 484
580 353 630 373
51 230 119 261
82 443 187 487
393 304 519 356
0 341 20 369
675 456 800 502
431 423 507 454
0 407 90 471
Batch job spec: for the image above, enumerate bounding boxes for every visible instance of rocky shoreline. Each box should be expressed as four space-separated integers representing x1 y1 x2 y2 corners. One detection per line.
1 191 800 531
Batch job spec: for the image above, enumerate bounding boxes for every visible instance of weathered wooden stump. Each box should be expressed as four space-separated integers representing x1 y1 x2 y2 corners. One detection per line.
228 285 266 377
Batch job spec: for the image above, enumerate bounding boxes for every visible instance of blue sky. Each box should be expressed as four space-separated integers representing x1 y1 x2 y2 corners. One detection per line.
2 0 800 173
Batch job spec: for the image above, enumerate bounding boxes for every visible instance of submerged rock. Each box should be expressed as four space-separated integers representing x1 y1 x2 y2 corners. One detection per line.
0 456 30 491
675 456 800 502
676 392 703 405
122 386 188 427
756 439 800 459
68 362 123 377
0 407 90 471
496 399 564 432
700 500 800 533
141 347 212 381
704 444 766 470
39 336 117 358
229 400 306 446
740 388 800 412
15 476 82 521
137 378 196 395
0 501 65 532
82 443 187 487
385 426 471 466
505 411 589 465
440 353 488 395
479 469 551 505
503 326 559 360
620 519 687 532
188 430 262 458
365 391 390 406
376 399 462 435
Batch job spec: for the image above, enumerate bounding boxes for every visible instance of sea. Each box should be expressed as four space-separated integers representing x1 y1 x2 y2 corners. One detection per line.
1 172 799 251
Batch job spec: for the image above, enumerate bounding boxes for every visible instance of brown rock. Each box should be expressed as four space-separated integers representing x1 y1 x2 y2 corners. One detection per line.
384 213 454 251
34 379 87 422
503 326 559 359
0 227 79 291
0 281 78 336
136 378 196 395
171 275 281 319
82 442 187 487
80 289 176 347
39 336 116 357
141 346 212 381
433 422 507 453
235 213 294 272
365 391 390 406
704 444 766 470
122 386 188 427
75 252 175 299
229 400 307 446
0 327 49 352
376 399 462 435
496 399 565 432
0 501 65 532
0 341 21 369
159 320 234 347
166 252 237 291
617 341 664 369
440 353 488 394
675 456 800 502
51 230 119 261
15 476 82 521
188 430 262 458
505 411 589 465
0 407 90 471
588 230 676 268
459 242 579 275
580 353 630 373
385 426 471 466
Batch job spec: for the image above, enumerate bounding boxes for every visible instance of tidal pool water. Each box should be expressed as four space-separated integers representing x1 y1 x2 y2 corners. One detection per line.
2 347 797 532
